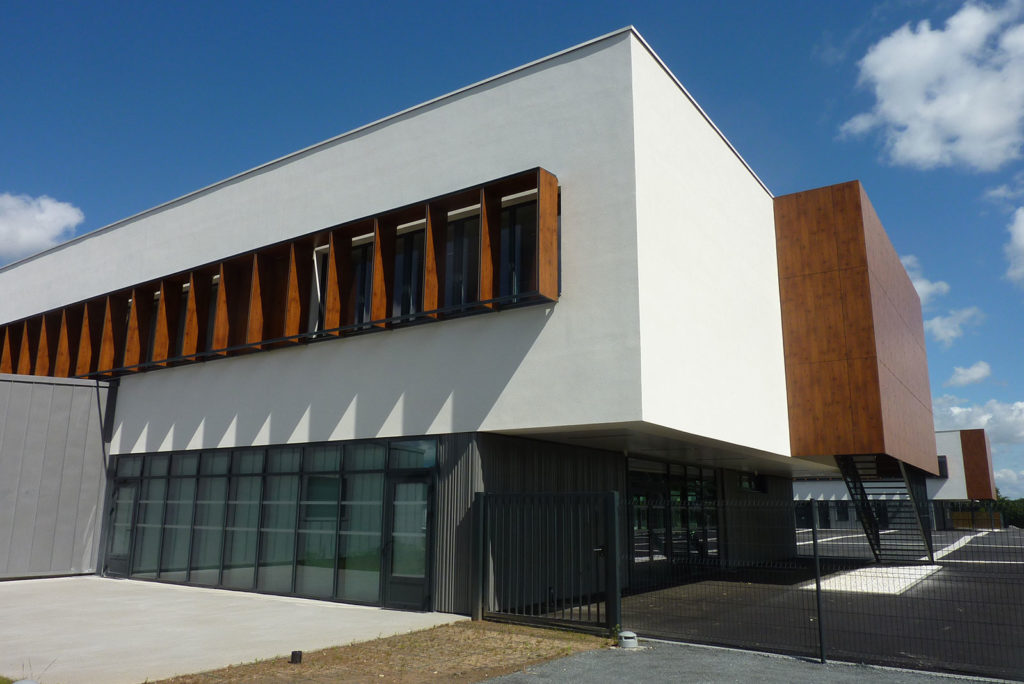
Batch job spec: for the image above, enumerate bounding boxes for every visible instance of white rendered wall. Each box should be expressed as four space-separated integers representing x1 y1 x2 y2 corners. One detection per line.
629 40 791 456
929 431 968 500
101 33 645 454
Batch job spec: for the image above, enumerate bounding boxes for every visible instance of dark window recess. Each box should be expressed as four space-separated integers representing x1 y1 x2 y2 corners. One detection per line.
351 243 374 327
315 251 330 332
444 216 479 309
204 279 219 351
145 293 160 362
836 501 850 522
499 201 537 301
392 230 424 320
937 455 949 479
738 472 767 493
174 286 189 357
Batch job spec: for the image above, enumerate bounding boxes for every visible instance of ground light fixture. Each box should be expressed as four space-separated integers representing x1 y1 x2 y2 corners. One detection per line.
618 631 639 649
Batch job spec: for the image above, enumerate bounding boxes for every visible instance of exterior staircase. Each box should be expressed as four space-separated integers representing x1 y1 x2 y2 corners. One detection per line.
835 454 934 563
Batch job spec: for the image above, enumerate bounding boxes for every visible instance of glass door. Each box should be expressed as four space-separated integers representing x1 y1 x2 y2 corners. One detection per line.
383 475 432 610
105 482 137 577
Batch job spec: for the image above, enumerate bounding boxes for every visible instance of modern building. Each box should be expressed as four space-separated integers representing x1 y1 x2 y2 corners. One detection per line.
0 27 939 612
793 429 999 531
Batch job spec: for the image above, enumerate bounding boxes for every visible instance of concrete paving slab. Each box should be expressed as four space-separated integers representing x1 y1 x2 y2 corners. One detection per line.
0 575 466 684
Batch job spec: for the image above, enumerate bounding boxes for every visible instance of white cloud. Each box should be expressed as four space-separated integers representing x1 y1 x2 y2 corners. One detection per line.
842 0 1024 171
900 254 950 306
985 170 1024 204
995 468 1024 497
0 192 84 264
924 306 984 346
934 394 1024 443
946 360 992 386
1005 206 1024 282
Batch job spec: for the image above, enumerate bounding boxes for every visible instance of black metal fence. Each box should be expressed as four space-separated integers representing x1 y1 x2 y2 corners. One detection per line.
622 499 1024 680
472 491 621 634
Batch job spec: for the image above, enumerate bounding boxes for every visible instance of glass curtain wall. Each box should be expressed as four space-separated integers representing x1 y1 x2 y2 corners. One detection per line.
108 438 434 606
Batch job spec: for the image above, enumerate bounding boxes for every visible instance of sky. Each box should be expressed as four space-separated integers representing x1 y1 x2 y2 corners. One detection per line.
2 1 1024 496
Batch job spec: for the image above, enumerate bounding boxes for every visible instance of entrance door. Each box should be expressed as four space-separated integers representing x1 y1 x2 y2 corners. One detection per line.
105 482 137 577
383 475 432 610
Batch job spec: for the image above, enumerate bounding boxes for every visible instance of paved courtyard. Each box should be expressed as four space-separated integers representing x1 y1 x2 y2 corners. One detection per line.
0 575 465 684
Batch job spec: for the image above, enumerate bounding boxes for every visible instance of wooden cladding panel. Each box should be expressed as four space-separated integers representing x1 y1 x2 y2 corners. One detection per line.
537 168 559 301
370 218 395 327
423 205 447 318
54 307 82 377
775 180 936 473
0 167 559 377
479 187 502 308
0 325 13 374
961 429 997 500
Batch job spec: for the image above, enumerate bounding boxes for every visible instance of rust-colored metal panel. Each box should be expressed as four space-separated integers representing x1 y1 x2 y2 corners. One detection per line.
53 308 81 378
180 271 211 359
961 429 997 500
151 279 185 365
122 287 156 371
775 181 936 473
211 257 253 354
537 168 559 301
323 230 351 334
370 218 394 327
423 204 447 318
479 187 502 309
249 249 290 347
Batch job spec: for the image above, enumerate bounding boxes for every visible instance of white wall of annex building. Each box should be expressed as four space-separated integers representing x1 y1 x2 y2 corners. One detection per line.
629 40 791 457
929 431 968 500
107 34 646 454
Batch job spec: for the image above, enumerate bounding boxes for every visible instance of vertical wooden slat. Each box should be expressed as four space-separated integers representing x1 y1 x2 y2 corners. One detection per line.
212 258 253 355
536 168 559 301
370 218 394 327
53 308 82 378
97 294 129 374
0 323 18 374
479 187 503 309
122 287 155 371
75 300 103 376
323 231 349 335
180 271 211 360
33 313 59 376
151 279 183 365
284 241 313 339
246 254 266 347
18 318 38 375
424 204 447 318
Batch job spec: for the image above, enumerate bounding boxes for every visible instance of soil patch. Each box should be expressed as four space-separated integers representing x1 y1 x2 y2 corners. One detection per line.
152 620 610 683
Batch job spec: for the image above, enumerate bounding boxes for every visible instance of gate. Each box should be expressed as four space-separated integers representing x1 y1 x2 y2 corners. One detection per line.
472 492 621 634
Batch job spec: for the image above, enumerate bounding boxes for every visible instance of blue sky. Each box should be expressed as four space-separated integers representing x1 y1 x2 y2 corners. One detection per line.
3 1 1024 495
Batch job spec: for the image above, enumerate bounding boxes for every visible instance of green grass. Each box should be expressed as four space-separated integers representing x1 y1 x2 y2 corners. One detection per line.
0 676 15 684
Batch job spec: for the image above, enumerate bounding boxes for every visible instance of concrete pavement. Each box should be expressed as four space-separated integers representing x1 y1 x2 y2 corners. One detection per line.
0 575 465 684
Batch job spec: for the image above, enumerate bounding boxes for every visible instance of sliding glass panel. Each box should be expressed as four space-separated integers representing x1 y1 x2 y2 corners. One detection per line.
257 475 299 593
391 482 428 578
337 472 384 602
131 478 167 578
222 475 261 589
295 473 339 598
189 477 227 585
159 477 196 581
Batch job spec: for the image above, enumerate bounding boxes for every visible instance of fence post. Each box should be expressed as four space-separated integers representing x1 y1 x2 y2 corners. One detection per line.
605 491 622 636
811 501 827 664
471 492 485 621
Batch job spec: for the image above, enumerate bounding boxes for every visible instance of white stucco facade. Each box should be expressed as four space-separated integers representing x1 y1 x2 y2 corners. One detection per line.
1 29 793 465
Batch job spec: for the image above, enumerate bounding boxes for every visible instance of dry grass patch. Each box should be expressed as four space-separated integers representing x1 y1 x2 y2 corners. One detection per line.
153 620 611 683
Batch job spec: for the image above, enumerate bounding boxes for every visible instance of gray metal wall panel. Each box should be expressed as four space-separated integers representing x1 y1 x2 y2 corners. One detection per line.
433 433 479 614
0 376 110 579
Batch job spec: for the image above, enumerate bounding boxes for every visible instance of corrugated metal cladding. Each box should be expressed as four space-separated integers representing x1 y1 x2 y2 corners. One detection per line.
0 374 112 578
432 432 627 614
